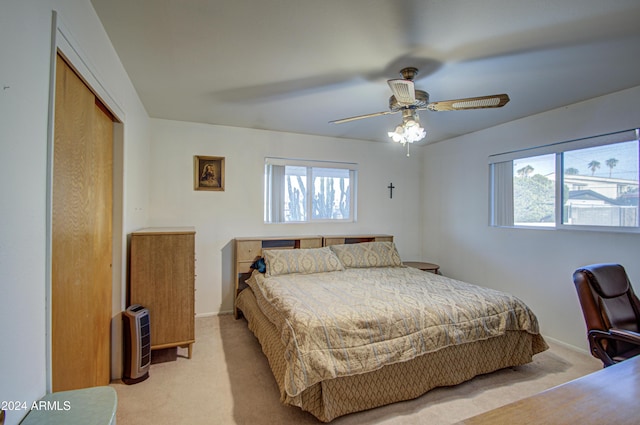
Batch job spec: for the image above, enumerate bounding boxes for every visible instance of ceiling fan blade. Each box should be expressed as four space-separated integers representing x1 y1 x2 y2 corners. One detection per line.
387 79 416 105
329 110 397 124
426 93 510 111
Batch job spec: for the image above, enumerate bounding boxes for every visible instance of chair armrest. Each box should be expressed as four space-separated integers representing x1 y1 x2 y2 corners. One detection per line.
608 328 640 343
588 329 640 367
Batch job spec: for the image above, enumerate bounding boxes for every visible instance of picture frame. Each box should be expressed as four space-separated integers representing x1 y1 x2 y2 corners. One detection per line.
194 155 225 191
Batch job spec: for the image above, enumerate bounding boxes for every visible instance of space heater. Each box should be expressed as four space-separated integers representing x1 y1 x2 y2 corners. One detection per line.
123 304 151 384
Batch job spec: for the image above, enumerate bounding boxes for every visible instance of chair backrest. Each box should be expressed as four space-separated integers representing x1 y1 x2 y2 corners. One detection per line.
573 263 640 356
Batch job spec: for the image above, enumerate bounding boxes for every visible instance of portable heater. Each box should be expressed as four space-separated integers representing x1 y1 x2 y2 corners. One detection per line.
123 304 151 384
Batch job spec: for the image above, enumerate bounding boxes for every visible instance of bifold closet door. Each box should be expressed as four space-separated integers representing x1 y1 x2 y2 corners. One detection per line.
52 53 113 391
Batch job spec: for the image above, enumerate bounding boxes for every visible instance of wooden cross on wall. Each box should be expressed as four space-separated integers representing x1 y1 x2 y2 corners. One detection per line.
388 182 395 199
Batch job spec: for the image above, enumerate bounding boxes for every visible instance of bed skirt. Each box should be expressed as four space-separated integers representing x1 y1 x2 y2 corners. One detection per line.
237 288 548 422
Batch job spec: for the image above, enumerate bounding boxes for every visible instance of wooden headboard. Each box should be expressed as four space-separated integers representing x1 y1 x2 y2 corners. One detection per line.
322 234 393 246
233 234 392 318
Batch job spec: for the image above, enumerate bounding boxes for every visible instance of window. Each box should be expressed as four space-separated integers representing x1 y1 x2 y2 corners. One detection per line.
264 158 357 223
490 129 639 231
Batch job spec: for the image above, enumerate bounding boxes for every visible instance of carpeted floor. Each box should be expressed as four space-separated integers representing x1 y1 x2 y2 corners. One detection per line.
111 315 601 425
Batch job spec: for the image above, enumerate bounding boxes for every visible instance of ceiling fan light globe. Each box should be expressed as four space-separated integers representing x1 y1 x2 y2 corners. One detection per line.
388 131 402 143
404 125 426 143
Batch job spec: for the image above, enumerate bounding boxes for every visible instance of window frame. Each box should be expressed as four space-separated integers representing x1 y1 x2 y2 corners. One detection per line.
264 157 358 224
489 128 640 233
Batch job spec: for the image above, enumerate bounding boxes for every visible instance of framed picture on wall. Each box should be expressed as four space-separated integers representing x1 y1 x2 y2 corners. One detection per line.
194 155 225 191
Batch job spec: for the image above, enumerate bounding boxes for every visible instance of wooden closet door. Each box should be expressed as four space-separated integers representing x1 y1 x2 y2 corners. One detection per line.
52 54 113 391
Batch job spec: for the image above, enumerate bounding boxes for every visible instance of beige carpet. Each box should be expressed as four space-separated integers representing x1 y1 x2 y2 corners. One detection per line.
111 315 601 425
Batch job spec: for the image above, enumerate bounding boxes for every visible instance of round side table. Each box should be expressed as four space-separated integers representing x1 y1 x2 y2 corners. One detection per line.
403 261 440 274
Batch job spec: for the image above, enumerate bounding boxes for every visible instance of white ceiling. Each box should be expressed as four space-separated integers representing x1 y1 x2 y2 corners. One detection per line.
90 0 640 144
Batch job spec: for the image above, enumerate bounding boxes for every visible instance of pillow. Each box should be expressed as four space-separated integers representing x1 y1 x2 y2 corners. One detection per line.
329 241 402 268
263 247 345 277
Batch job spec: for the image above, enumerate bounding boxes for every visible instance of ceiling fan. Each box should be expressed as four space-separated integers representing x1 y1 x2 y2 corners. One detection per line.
329 67 510 154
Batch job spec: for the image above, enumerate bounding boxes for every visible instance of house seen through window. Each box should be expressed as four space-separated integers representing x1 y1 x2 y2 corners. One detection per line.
490 129 639 231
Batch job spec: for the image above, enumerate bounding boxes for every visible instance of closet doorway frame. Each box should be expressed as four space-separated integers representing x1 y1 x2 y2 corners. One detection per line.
45 10 126 392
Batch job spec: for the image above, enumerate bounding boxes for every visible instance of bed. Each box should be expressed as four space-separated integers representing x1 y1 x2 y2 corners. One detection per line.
234 235 548 422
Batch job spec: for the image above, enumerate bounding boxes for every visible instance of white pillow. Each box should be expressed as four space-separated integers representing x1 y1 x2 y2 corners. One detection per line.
329 241 402 268
263 247 344 277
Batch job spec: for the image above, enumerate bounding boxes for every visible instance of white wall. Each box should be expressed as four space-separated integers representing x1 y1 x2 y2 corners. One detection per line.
148 119 424 315
0 1 149 424
422 85 640 352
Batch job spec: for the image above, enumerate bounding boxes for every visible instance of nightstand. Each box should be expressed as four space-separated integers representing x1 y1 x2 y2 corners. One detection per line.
404 261 440 274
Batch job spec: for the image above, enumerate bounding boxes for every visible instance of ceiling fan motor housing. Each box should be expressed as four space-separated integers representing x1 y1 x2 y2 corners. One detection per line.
389 90 429 112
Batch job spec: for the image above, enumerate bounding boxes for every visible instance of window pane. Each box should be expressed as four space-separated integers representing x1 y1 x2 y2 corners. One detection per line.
311 168 351 220
513 154 555 226
562 140 639 227
265 158 357 224
284 166 307 222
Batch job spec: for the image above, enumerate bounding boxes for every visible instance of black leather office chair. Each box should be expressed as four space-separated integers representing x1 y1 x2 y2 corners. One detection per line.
573 263 640 367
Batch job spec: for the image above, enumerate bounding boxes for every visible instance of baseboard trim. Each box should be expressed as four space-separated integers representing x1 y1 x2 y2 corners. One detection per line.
195 310 233 318
542 334 590 356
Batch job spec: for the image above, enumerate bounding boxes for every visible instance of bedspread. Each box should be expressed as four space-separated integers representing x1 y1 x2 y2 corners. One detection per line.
246 266 542 397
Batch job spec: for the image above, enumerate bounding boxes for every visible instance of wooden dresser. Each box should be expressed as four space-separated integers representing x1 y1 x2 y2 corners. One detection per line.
234 235 323 318
130 227 195 358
